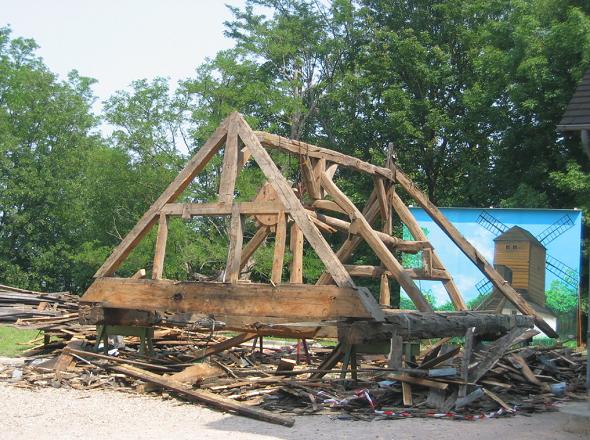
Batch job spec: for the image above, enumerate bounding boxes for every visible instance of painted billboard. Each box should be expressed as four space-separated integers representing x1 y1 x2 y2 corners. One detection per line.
402 208 582 336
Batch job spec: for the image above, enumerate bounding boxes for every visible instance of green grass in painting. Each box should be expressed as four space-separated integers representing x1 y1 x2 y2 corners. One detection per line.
0 325 42 357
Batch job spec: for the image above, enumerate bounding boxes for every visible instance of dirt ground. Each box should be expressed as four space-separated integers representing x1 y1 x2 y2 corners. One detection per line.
0 378 586 440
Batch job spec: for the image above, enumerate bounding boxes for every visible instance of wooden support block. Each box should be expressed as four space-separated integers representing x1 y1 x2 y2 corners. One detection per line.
289 223 303 284
131 269 146 279
271 213 287 284
388 333 403 369
301 157 321 200
152 213 168 280
225 204 244 283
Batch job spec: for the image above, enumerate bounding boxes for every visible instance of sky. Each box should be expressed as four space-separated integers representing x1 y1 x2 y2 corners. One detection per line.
1 0 246 107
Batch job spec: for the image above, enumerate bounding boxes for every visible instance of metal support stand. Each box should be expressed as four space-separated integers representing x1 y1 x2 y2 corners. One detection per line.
96 325 154 355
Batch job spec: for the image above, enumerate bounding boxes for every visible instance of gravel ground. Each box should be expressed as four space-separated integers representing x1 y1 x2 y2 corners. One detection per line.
0 357 586 440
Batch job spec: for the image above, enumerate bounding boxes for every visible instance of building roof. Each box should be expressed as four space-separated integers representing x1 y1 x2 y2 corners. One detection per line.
558 67 590 130
493 226 546 249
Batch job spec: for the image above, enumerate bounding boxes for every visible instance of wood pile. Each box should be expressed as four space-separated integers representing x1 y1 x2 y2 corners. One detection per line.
1 324 586 427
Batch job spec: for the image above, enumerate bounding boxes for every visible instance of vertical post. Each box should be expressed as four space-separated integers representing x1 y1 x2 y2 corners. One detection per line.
225 204 244 283
271 212 287 284
289 223 304 283
380 272 391 306
152 213 168 280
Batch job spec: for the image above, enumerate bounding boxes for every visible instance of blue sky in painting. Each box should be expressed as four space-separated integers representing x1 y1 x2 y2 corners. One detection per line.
405 208 583 306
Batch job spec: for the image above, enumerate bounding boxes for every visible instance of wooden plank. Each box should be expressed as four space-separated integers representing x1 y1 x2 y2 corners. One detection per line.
152 213 168 280
131 269 146 279
271 212 287 284
385 374 448 390
218 120 239 203
320 173 433 312
313 158 326 198
81 278 375 321
94 113 231 277
194 332 257 360
459 327 475 398
237 115 357 290
289 224 304 284
468 327 525 383
237 146 251 169
239 226 271 272
390 190 467 310
393 171 557 338
110 364 294 427
419 345 461 370
225 204 244 283
161 201 285 216
54 340 84 375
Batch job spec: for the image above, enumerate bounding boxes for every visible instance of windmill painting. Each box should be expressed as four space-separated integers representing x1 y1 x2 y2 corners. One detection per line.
403 207 582 337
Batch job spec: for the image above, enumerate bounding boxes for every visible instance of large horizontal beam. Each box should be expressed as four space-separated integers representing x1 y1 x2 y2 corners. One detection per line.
80 278 375 323
161 201 285 217
343 265 450 281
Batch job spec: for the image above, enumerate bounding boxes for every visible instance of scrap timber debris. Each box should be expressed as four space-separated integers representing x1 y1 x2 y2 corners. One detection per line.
1 295 587 427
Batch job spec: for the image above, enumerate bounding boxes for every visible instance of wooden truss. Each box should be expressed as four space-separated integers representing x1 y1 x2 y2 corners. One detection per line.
80 112 557 338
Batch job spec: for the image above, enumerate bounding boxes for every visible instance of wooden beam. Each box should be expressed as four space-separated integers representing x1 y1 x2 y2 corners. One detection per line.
307 210 431 252
225 204 244 283
315 190 379 285
80 278 376 321
237 146 251 169
256 131 391 178
374 176 389 223
271 212 287 284
309 200 348 215
320 173 433 312
218 120 239 203
194 332 257 360
152 213 168 280
239 226 271 272
301 157 321 200
109 364 294 427
390 190 466 310
161 201 284 216
94 113 231 277
380 272 390 306
289 223 303 284
236 115 356 290
392 172 558 338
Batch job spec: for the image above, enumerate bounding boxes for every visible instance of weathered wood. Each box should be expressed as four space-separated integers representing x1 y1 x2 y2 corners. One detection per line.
320 173 432 312
379 272 390 306
388 333 403 369
392 171 557 337
301 157 321 200
218 120 239 203
131 268 146 279
419 345 461 370
94 114 231 277
161 201 284 216
194 332 257 360
237 146 251 169
81 278 375 322
310 200 348 215
225 204 244 283
459 327 475 398
316 190 379 285
385 374 448 390
307 211 431 253
385 311 532 340
239 226 271 272
374 176 389 223
237 116 356 290
152 213 168 280
271 213 287 284
110 364 295 427
289 223 304 284
468 326 526 383
390 190 466 310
